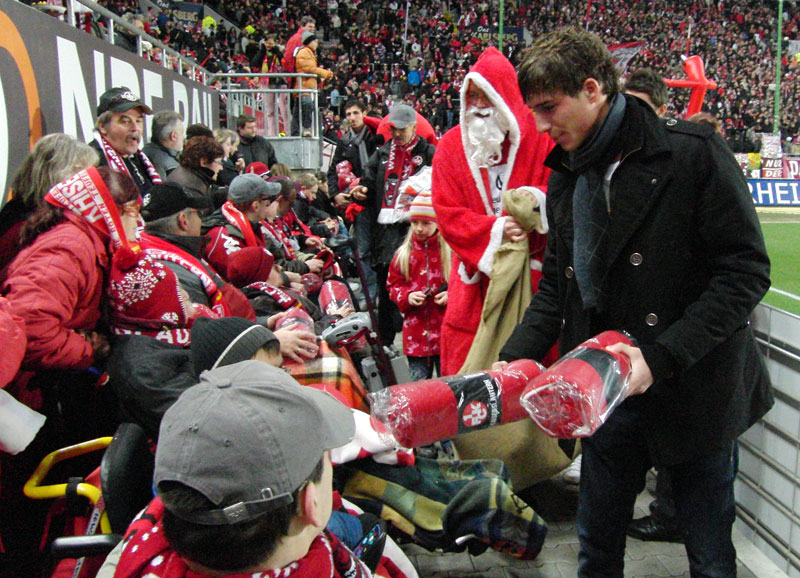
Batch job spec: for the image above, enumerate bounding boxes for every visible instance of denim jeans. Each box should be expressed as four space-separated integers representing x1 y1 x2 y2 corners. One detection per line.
578 404 738 578
407 355 440 381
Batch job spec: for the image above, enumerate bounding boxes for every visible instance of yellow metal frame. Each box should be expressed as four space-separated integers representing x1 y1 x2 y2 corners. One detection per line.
24 437 114 534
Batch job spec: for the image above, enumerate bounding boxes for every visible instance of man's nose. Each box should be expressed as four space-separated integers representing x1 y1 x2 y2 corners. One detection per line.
534 115 550 134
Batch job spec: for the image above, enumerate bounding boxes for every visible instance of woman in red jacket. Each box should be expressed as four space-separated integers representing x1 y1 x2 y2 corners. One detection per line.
0 166 139 575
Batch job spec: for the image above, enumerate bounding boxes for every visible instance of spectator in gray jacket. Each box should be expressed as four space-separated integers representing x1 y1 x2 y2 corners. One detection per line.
143 110 184 179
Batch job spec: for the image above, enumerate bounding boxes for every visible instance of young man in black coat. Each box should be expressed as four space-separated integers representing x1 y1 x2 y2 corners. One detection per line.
498 27 772 578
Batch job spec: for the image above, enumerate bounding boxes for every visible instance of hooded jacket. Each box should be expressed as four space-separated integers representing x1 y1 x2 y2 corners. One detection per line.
431 47 554 375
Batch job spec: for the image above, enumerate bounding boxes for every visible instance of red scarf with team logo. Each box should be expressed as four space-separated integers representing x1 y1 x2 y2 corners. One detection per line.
221 201 261 247
114 498 372 578
139 233 231 318
381 136 419 213
44 166 130 250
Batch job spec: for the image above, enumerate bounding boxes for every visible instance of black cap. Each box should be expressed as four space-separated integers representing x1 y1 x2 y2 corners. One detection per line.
191 317 280 374
97 87 153 116
140 184 212 222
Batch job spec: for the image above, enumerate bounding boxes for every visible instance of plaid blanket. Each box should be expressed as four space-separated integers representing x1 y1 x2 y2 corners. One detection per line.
284 342 370 412
341 457 547 560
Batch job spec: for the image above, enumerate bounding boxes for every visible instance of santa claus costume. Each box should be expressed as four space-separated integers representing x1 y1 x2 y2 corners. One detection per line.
432 47 554 376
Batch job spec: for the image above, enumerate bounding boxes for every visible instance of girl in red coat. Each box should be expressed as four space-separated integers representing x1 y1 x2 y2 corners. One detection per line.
387 191 450 381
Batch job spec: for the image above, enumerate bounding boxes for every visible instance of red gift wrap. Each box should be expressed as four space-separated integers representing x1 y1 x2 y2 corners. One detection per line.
369 359 544 448
520 330 634 438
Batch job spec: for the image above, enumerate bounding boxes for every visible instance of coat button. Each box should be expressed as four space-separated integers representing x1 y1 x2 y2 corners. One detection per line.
630 252 643 266
651 178 658 185
645 313 658 326
565 266 574 279
666 119 677 126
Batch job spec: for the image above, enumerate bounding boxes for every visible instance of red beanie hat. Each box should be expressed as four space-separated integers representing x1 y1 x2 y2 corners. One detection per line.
227 247 276 287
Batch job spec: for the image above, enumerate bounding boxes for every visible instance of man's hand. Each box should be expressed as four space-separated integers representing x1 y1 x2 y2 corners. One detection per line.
433 290 448 306
491 360 509 372
305 237 325 251
334 192 352 207
274 328 320 362
79 330 111 361
502 216 527 243
284 271 302 283
606 343 653 396
350 185 368 201
234 157 246 171
305 258 325 273
407 291 427 306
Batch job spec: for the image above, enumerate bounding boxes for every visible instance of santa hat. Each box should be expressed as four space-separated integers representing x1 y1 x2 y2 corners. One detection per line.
226 247 275 287
108 247 188 330
408 190 436 222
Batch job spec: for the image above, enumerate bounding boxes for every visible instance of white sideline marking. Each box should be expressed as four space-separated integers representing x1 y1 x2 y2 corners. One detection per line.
769 287 800 302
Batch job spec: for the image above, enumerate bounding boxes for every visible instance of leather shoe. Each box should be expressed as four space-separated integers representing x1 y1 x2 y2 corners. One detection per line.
627 515 685 543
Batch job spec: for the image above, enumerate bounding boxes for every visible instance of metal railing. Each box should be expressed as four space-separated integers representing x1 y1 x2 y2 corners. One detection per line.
60 0 212 83
212 72 326 170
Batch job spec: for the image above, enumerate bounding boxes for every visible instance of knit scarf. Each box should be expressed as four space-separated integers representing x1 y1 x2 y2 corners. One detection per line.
44 166 129 251
245 281 300 309
221 201 260 247
114 498 373 578
346 125 371 168
140 233 231 318
94 132 163 186
379 136 419 224
569 93 626 310
262 219 296 259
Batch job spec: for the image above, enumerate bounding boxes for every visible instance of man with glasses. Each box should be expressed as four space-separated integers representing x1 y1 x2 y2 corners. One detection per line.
202 174 283 281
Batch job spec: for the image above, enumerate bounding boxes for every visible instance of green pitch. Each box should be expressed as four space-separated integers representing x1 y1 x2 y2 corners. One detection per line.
759 211 800 317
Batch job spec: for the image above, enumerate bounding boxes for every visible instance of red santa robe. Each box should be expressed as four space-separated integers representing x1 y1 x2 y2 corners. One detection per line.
432 47 554 375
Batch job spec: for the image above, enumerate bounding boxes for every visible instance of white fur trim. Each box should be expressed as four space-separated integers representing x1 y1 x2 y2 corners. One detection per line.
477 216 507 276
530 258 543 272
516 186 548 233
458 261 482 285
460 72 521 218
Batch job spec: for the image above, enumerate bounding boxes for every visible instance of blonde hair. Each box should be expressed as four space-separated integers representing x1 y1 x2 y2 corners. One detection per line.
12 134 99 208
294 172 317 189
269 162 293 177
393 223 451 281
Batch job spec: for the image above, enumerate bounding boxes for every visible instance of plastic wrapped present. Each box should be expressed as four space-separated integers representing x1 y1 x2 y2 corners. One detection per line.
520 330 634 438
369 359 544 448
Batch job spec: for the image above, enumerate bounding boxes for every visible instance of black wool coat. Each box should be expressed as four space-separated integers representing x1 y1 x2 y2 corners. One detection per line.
500 95 773 465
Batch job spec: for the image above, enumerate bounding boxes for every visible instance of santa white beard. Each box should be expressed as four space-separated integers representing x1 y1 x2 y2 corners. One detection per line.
464 105 509 168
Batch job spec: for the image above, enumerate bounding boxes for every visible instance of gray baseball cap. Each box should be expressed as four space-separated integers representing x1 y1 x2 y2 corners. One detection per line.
155 360 354 525
228 174 282 204
388 104 416 129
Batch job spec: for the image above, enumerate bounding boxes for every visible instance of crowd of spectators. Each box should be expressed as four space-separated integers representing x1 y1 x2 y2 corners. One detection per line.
70 0 800 152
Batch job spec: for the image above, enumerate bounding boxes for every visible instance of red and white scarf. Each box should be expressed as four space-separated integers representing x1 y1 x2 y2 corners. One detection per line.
262 219 297 259
114 498 373 578
379 136 420 224
245 281 300 309
221 201 261 247
44 166 130 250
140 233 231 319
94 132 163 186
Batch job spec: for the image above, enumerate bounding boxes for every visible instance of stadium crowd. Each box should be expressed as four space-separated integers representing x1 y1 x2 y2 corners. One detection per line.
67 0 800 150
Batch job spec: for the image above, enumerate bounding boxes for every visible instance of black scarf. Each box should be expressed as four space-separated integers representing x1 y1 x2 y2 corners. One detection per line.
569 93 626 310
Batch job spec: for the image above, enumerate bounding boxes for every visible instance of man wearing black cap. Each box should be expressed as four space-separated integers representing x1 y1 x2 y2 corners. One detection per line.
99 360 360 577
350 104 436 345
91 86 162 194
202 174 283 280
139 183 256 322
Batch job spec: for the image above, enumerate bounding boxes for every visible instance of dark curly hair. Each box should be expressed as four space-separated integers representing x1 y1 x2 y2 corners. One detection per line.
179 136 225 170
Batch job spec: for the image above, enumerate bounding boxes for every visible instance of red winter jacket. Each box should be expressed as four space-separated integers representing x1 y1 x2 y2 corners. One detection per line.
387 231 447 358
2 211 109 371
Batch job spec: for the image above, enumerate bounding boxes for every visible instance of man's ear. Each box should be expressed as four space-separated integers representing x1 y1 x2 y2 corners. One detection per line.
582 78 603 104
299 481 325 528
177 211 190 231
